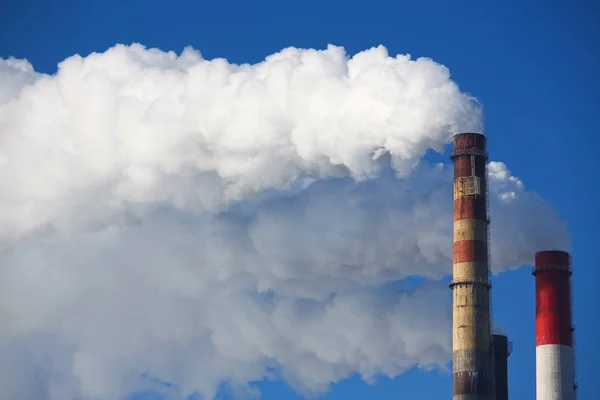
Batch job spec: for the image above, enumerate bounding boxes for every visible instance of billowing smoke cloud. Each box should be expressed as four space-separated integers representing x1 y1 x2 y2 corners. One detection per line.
0 43 483 240
0 44 568 400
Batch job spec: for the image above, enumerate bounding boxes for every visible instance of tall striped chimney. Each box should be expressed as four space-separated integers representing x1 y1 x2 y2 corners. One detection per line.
450 132 493 399
534 250 577 400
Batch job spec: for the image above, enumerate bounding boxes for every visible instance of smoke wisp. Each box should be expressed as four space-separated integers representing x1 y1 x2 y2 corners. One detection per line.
0 44 569 399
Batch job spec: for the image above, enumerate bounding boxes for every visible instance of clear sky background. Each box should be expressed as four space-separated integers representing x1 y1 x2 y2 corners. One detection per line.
1 0 599 399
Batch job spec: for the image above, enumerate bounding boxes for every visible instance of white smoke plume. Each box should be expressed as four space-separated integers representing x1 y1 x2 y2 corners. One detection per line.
0 44 569 399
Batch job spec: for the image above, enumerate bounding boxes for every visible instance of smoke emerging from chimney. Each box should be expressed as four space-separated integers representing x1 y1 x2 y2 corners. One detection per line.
0 44 569 399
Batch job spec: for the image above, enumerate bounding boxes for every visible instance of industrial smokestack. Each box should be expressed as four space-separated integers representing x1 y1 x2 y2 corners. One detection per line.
450 133 493 399
492 334 512 400
533 250 577 400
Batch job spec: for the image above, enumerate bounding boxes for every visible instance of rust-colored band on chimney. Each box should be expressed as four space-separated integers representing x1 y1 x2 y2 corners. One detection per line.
453 240 488 264
450 132 493 399
454 197 487 220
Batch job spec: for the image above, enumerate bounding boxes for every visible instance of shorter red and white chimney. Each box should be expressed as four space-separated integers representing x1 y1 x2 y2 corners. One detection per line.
533 250 576 400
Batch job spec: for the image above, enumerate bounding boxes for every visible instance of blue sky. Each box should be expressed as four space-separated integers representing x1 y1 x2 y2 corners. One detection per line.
1 0 598 399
